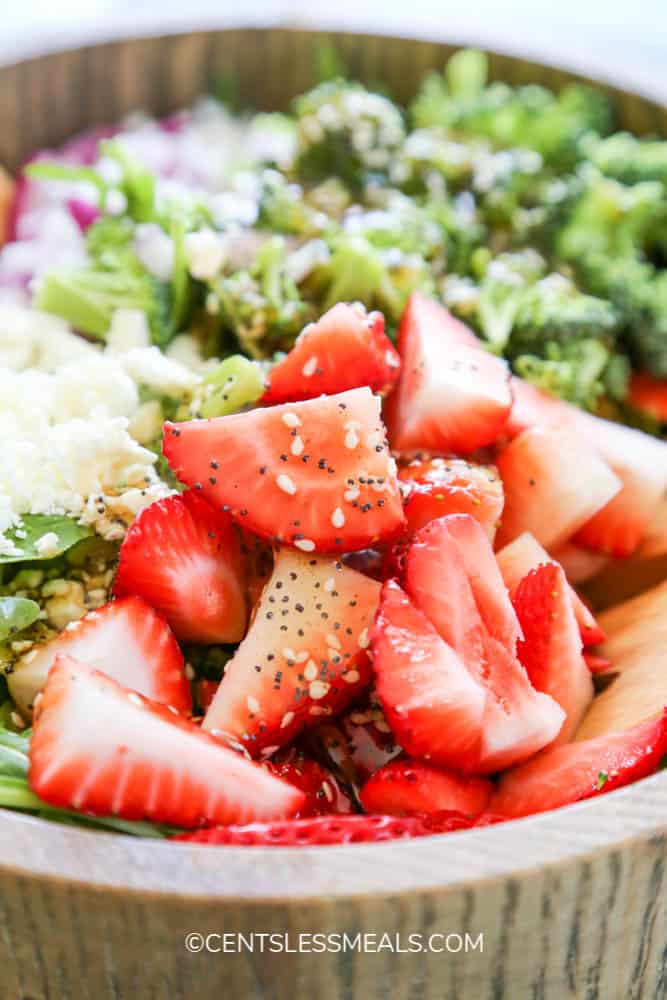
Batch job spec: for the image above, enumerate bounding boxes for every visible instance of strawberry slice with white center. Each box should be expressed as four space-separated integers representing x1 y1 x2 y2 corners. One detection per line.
163 387 405 553
203 547 380 754
262 303 401 403
508 377 667 557
513 563 593 743
403 515 564 772
490 709 667 820
8 596 191 718
496 425 621 551
29 655 304 826
385 293 512 454
370 579 487 770
496 532 607 647
113 491 247 644
359 760 492 819
397 453 504 540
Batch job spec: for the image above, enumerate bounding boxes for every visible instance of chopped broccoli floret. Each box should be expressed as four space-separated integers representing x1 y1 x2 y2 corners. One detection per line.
209 236 314 357
257 170 326 236
411 50 613 167
584 132 667 188
514 339 628 410
293 79 405 189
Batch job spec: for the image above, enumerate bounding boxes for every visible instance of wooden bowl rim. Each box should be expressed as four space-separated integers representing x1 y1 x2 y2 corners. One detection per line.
0 25 665 900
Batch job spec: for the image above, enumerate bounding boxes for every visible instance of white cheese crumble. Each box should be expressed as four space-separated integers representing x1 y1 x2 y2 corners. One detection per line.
34 531 60 557
185 228 227 280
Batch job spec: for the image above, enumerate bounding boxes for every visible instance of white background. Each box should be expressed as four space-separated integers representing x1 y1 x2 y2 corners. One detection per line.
2 0 667 101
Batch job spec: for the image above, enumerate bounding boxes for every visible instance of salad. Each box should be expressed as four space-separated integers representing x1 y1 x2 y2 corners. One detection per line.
0 47 666 847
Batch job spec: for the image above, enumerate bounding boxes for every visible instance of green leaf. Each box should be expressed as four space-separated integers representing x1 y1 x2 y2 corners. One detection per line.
1 515 92 565
0 597 41 641
596 770 608 790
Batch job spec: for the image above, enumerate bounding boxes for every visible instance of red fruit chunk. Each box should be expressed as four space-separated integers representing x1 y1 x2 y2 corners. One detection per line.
403 516 564 772
9 596 191 717
262 303 400 403
114 491 246 644
490 709 667 819
385 293 512 454
509 377 667 558
203 548 380 754
163 387 404 553
513 564 593 743
496 426 621 551
267 750 352 816
29 656 304 826
397 453 504 539
371 579 487 771
627 372 667 424
496 532 606 647
360 760 492 818
174 811 472 846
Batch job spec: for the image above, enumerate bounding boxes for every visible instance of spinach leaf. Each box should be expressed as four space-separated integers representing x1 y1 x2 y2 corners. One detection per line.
0 597 41 640
1 515 92 564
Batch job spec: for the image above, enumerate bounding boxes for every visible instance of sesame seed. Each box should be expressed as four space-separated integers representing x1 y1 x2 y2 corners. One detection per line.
282 647 297 662
309 680 330 700
247 696 260 714
302 357 318 377
304 660 318 681
358 628 370 649
322 781 334 803
295 650 310 663
344 669 361 684
294 538 315 552
276 474 297 495
326 633 342 650
331 507 345 529
282 412 301 428
343 487 360 502
344 429 359 450
324 577 336 593
291 436 304 456
280 711 295 729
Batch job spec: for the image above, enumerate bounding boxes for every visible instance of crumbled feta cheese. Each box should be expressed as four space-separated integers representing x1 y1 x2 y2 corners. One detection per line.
185 228 226 280
0 304 96 372
34 531 60 557
119 346 199 398
107 308 151 353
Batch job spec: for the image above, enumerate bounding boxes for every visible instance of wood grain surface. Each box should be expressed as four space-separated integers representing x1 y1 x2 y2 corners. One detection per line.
0 27 665 1000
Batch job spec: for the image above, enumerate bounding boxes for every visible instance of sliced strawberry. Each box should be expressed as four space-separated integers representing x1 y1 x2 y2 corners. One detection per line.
385 292 512 454
397 453 504 540
8 596 191 717
496 426 621 551
371 579 487 770
490 709 667 819
403 516 564 772
266 749 352 816
29 655 304 826
174 811 472 845
513 564 593 743
262 303 400 404
163 387 405 553
627 372 667 425
240 532 274 613
113 491 246 644
508 378 667 558
360 760 492 819
203 547 380 754
496 532 606 647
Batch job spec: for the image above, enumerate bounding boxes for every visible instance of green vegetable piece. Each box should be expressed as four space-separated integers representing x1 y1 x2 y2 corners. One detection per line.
0 598 40 642
25 161 108 201
596 770 608 790
445 48 488 98
0 515 92 565
99 140 156 223
199 356 265 417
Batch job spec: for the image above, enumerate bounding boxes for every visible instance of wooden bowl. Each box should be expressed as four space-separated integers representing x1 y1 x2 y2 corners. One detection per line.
0 28 665 1000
